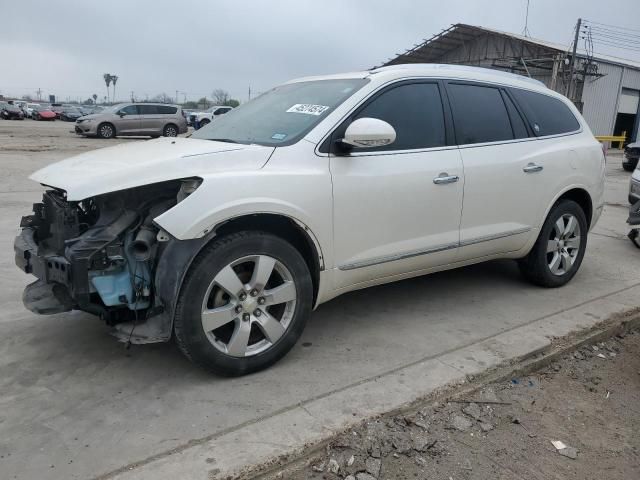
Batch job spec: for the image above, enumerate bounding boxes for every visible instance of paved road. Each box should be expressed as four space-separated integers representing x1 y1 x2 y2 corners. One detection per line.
0 121 638 479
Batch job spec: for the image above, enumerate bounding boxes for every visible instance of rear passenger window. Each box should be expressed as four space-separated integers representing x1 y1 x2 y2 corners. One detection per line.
157 105 177 114
354 82 446 151
447 84 513 144
510 88 580 136
138 105 159 115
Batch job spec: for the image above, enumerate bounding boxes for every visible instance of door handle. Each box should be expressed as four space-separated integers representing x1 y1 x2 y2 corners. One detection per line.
433 173 460 185
523 163 543 173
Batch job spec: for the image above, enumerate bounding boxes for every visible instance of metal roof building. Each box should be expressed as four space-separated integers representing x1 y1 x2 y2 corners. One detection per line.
379 24 640 142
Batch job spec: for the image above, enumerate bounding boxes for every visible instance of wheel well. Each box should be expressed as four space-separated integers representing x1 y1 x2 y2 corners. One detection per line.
214 214 321 305
98 121 115 134
164 123 177 131
557 188 593 228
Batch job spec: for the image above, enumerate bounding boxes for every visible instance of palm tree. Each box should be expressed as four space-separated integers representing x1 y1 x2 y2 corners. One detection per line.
111 75 118 103
103 73 112 103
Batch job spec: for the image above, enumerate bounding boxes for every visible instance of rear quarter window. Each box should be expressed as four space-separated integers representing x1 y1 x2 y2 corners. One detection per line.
510 88 580 136
157 105 177 114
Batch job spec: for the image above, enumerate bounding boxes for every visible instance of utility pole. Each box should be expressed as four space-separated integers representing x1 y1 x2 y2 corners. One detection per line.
566 18 581 100
248 85 251 101
130 91 135 102
550 54 560 91
176 90 179 104
36 88 42 101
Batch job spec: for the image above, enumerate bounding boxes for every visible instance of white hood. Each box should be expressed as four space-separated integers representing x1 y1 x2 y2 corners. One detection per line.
30 137 274 200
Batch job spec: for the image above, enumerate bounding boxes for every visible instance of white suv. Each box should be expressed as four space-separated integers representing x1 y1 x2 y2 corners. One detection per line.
194 105 233 129
15 64 605 376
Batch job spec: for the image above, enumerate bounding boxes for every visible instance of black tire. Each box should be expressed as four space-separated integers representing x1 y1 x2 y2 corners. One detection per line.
174 231 313 376
622 162 636 172
162 124 178 137
518 199 588 288
198 118 210 128
97 122 115 139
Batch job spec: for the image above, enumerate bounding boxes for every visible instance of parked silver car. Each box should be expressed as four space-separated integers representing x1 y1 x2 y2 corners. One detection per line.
75 103 188 139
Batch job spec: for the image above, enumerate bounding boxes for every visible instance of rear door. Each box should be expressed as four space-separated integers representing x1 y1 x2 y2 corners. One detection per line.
138 104 165 134
447 82 576 259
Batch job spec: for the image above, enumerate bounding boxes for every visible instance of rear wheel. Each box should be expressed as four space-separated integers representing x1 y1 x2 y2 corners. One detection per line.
623 161 637 172
174 231 313 376
162 124 178 137
198 118 210 128
519 199 588 287
97 122 115 139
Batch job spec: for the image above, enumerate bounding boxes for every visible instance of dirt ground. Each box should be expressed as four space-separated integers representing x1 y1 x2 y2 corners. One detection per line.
279 330 640 480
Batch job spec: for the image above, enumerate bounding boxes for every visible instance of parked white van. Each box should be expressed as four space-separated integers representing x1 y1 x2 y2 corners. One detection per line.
15 64 605 375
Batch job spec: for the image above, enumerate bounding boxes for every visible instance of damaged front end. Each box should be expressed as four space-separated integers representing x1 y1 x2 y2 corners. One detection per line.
14 179 203 343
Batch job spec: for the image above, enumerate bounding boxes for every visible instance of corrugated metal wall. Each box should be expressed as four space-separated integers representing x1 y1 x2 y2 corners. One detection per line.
581 63 623 136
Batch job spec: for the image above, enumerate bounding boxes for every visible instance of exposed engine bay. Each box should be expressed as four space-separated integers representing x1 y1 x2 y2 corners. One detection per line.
14 178 204 343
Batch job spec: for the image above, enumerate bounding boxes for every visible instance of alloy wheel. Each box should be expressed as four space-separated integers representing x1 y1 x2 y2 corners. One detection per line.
164 126 177 137
100 124 114 138
200 255 297 357
546 213 581 276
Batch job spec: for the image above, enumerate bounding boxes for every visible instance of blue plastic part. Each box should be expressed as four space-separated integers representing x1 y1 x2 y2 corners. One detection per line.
91 269 135 307
90 232 152 310
90 262 151 310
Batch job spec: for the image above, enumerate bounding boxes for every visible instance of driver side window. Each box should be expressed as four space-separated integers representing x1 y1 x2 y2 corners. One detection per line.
353 82 446 152
118 105 138 115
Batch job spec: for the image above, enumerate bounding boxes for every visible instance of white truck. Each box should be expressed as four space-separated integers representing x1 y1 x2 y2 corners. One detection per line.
194 105 233 129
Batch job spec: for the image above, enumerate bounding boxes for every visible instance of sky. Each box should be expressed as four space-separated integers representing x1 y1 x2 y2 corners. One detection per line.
1 0 639 104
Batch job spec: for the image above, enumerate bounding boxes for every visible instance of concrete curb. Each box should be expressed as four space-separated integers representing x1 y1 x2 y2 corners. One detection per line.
102 286 640 480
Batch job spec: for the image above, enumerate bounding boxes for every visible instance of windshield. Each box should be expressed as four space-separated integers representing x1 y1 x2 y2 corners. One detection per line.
191 78 369 146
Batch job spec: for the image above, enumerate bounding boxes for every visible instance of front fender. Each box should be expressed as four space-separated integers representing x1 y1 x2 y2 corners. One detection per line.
153 171 328 247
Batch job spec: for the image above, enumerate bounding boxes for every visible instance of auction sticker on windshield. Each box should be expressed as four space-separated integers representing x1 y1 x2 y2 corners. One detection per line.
286 104 330 115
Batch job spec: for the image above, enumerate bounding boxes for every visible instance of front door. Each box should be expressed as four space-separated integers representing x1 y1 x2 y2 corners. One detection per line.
115 104 142 134
329 81 464 290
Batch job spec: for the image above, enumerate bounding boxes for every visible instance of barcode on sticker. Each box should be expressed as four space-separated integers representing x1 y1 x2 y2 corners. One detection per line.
286 104 330 116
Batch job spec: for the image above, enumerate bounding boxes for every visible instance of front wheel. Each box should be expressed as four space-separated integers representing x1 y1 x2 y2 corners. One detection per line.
174 231 313 376
97 122 115 139
519 199 588 287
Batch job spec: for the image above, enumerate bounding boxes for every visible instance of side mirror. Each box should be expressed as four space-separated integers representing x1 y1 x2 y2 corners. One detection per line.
118 112 126 117
340 117 396 149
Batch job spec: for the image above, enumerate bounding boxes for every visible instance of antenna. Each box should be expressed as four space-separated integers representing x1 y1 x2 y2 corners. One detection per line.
523 0 532 37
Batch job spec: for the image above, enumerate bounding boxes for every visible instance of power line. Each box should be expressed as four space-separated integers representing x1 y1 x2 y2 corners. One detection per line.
583 19 640 34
